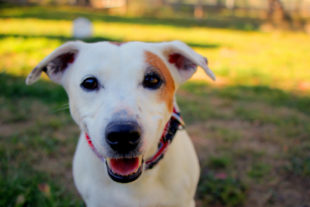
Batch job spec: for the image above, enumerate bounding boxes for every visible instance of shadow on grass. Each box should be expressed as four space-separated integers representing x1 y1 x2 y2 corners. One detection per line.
0 33 118 43
179 81 310 118
0 163 83 207
0 33 221 49
0 73 67 105
0 5 262 31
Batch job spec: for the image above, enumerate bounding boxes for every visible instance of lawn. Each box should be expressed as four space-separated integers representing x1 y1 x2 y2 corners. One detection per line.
0 4 310 207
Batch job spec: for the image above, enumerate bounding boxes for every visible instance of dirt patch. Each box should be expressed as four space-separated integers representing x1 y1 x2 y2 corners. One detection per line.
188 115 310 207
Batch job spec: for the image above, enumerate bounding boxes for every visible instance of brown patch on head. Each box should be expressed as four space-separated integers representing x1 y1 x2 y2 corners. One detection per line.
144 51 175 112
109 42 126 46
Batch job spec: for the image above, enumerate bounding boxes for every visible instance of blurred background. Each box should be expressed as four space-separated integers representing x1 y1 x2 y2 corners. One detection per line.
0 0 310 207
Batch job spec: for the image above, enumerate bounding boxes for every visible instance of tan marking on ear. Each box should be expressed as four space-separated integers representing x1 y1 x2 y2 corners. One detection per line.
145 51 175 112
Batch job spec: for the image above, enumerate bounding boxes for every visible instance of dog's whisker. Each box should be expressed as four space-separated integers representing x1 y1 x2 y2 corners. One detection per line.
52 104 70 112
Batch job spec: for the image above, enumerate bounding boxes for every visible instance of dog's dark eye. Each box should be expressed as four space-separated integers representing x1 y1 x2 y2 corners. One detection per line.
143 73 162 89
81 77 99 91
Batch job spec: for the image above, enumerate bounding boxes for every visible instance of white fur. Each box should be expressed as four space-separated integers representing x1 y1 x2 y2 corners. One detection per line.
26 41 215 207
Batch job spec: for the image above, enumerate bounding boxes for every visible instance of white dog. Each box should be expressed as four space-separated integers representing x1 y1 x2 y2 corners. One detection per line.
26 40 215 207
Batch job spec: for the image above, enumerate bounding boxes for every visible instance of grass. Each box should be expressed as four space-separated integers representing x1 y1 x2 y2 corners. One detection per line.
0 164 83 207
1 4 310 207
1 6 310 91
198 172 246 207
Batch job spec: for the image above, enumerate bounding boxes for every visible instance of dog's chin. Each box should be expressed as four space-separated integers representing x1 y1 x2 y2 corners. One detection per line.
105 156 143 183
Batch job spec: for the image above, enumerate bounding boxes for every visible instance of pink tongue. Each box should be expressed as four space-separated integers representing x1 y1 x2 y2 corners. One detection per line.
110 158 140 176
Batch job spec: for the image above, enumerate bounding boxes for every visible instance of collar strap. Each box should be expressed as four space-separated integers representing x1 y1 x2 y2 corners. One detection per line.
144 107 184 169
85 133 105 162
85 106 185 170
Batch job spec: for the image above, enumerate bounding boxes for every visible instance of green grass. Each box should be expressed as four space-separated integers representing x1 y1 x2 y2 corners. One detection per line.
198 172 246 207
0 164 83 207
1 5 310 207
247 163 271 180
207 155 232 170
1 5 310 91
0 4 262 30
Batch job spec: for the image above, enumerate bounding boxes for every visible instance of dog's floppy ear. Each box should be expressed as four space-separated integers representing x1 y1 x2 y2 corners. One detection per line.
26 41 82 85
159 40 215 84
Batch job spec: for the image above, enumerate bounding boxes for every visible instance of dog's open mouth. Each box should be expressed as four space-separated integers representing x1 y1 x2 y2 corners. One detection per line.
106 156 143 183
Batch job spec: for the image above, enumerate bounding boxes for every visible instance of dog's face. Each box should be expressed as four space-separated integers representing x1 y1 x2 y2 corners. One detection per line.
26 41 215 183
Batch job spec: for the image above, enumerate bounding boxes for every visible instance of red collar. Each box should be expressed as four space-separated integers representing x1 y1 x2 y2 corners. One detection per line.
145 107 184 169
85 106 185 170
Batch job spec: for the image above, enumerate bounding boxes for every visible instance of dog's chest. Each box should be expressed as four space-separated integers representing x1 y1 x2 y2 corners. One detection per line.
73 134 194 207
76 170 184 207
87 183 180 207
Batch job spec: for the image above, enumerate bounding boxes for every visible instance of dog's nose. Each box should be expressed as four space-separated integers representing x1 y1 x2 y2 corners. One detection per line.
105 121 141 153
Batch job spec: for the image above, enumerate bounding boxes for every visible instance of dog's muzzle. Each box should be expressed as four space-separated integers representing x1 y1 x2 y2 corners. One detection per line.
105 121 143 183
85 107 184 184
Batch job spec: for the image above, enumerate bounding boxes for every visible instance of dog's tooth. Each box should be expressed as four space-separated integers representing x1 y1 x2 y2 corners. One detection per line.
106 158 111 166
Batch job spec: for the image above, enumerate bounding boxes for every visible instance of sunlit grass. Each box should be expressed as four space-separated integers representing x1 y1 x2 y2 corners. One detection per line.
1 6 310 92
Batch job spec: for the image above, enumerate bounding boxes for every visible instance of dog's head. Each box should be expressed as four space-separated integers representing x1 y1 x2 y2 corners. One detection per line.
26 41 215 183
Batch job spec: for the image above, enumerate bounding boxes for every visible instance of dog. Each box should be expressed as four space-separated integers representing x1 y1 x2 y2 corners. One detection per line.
26 40 215 207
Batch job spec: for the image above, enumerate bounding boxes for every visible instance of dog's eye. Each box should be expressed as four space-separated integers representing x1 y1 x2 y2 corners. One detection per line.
81 77 99 91
143 72 163 89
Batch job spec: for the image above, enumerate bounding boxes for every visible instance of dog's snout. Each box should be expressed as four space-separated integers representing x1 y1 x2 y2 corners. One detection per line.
105 121 141 153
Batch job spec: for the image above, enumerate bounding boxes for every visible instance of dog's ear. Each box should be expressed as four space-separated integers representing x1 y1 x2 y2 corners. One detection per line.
26 41 82 85
159 40 215 84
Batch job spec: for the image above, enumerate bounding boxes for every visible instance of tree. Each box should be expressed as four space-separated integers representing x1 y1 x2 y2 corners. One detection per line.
267 0 291 23
216 0 223 8
76 0 91 6
194 0 204 19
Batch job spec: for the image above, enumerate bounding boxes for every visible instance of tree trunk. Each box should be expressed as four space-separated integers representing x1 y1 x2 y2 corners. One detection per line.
76 0 91 6
174 0 184 12
194 0 204 19
216 0 223 9
267 0 291 23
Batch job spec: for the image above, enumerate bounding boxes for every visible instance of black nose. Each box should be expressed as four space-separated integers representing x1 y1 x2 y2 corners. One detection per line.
105 121 141 153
